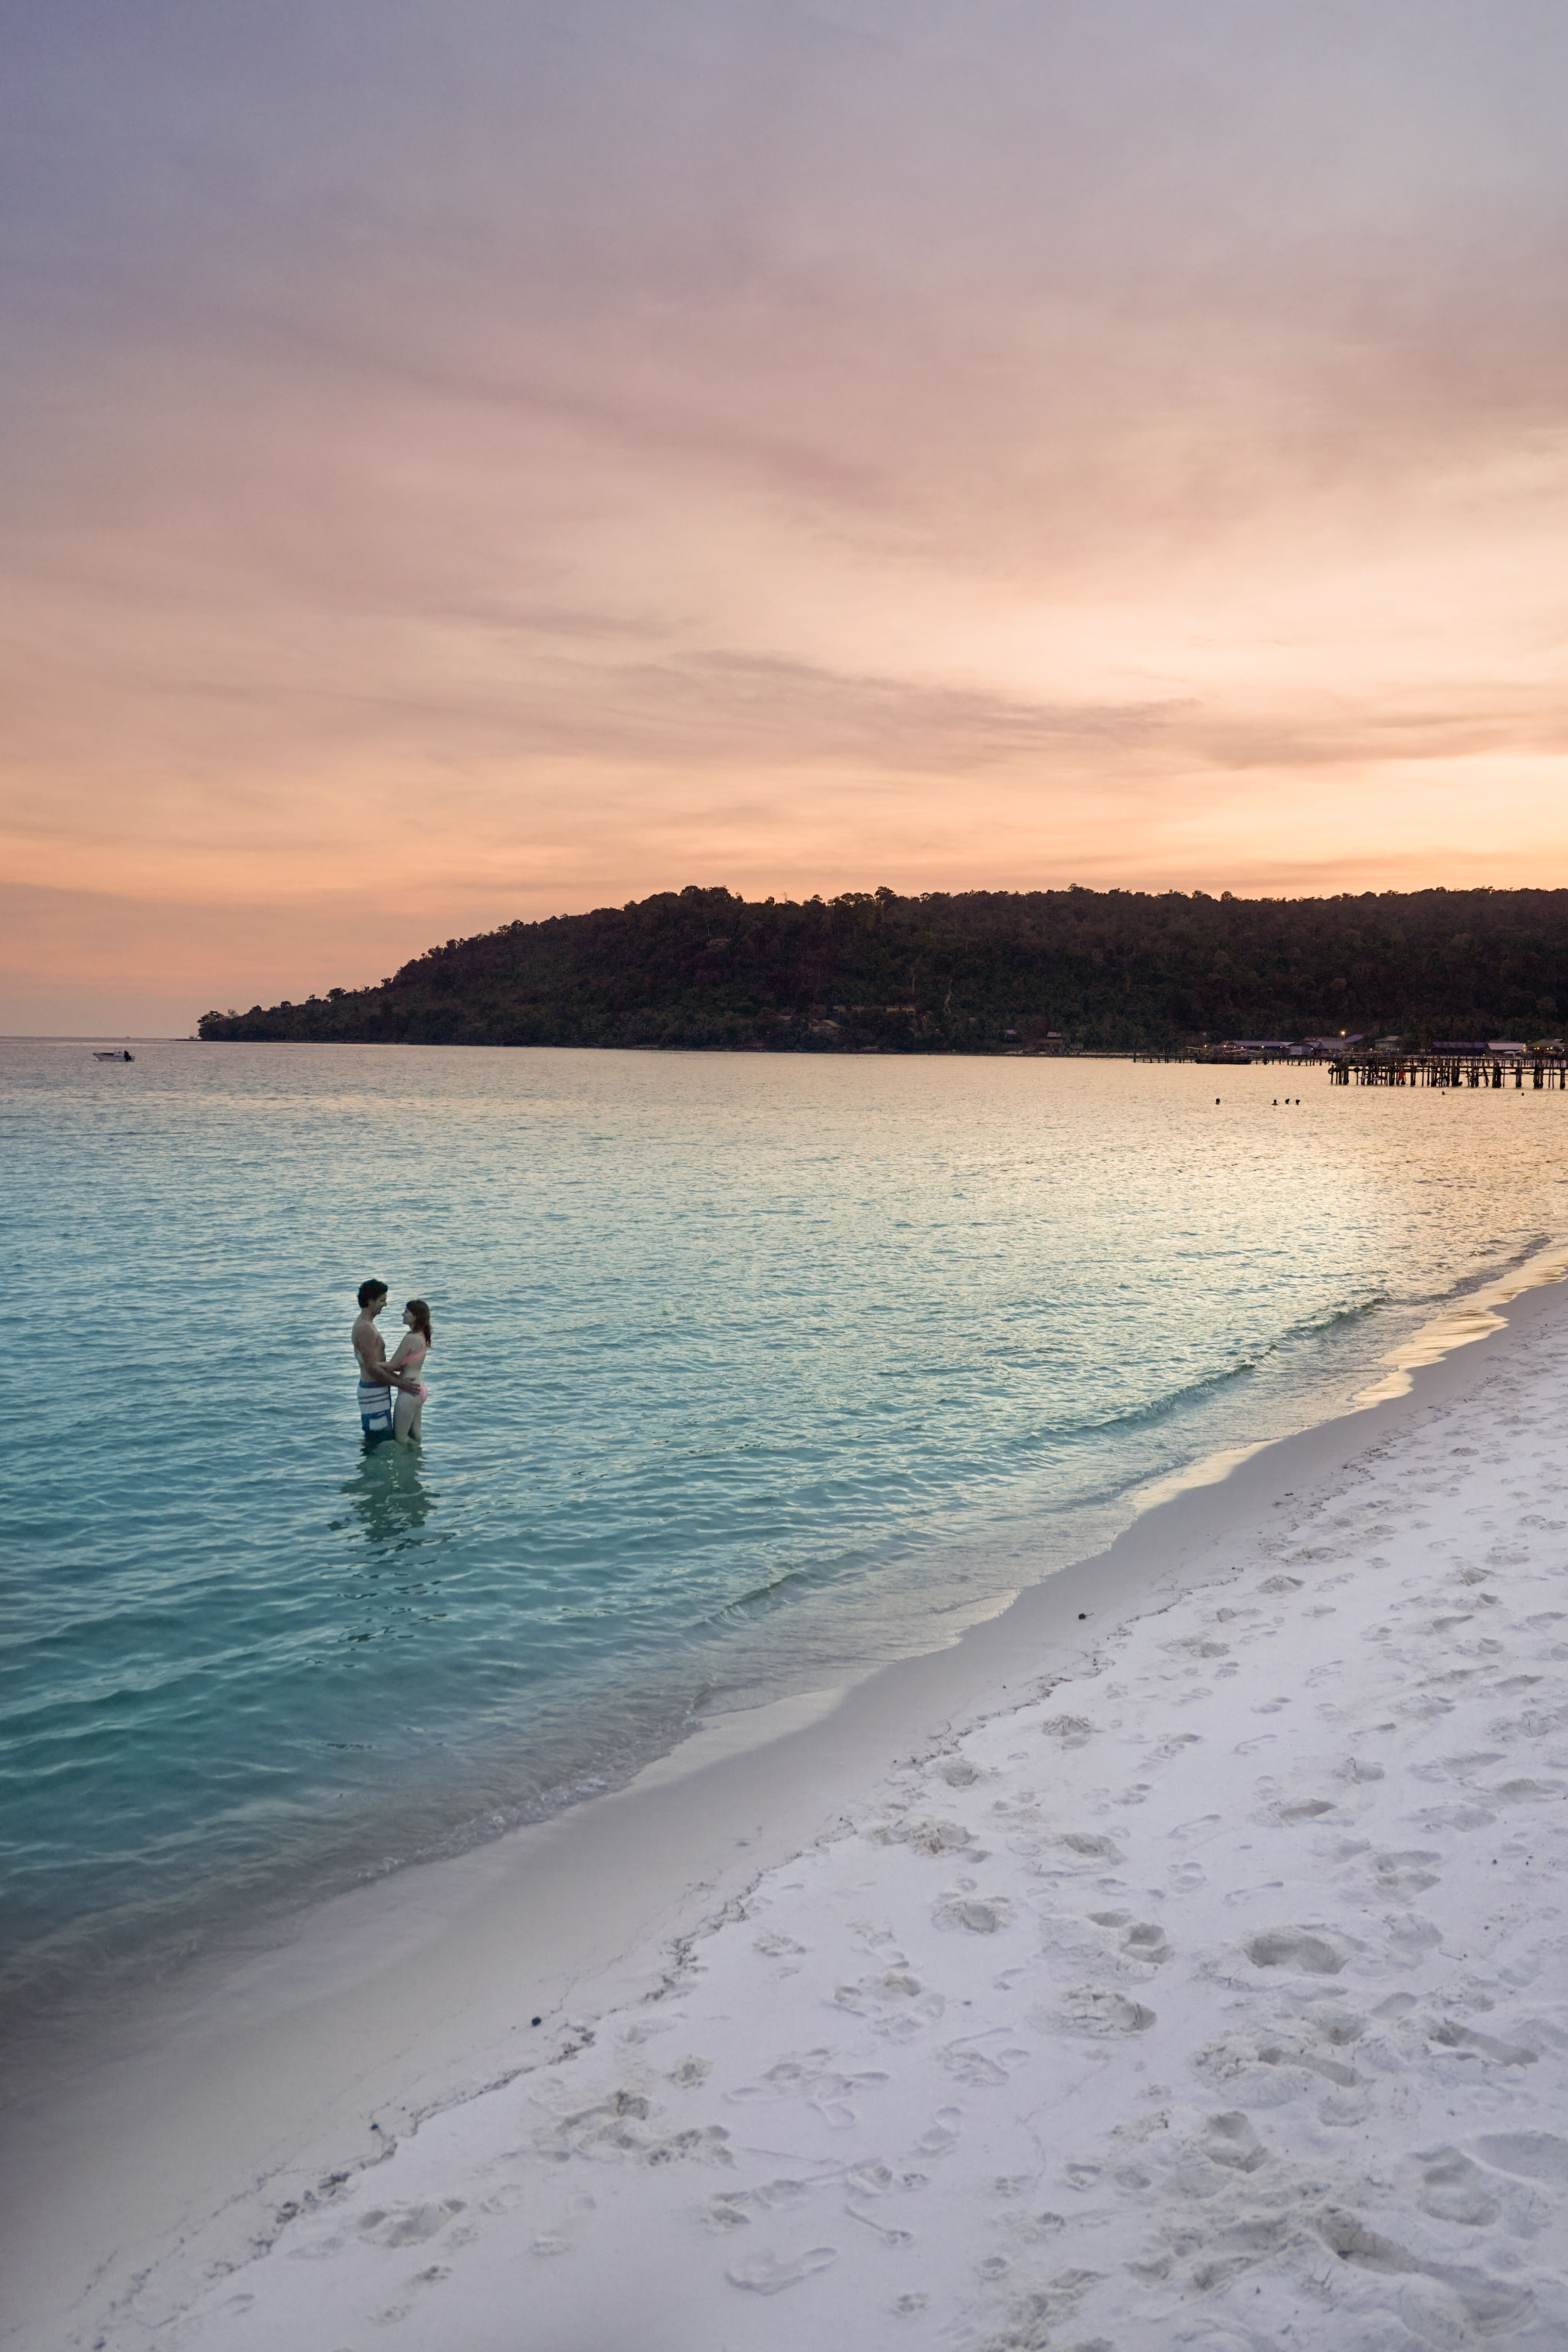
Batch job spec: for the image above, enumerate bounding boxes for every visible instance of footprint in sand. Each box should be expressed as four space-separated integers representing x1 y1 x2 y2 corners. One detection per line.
871 1818 978 1857
1040 1715 1095 1746
1145 1732 1202 1766
1370 1851 1442 1895
939 2032 1028 2087
1314 2212 1533 2332
1413 2148 1501 2226
1050 1988 1156 2037
913 2107 962 2156
1057 1832 1125 1863
729 2054 828 2101
727 2246 838 2295
1475 2131 1568 2182
1193 2035 1312 2105
1313 2210 1416 2269
357 2200 466 2248
935 1896 1013 1933
1200 2112 1269 2171
543 2092 655 2159
1259 2041 1357 2088
1169 1812 1221 1839
1428 2019 1537 2066
1107 1920 1170 1962
1245 1929 1347 1975
1409 1798 1491 1833
707 2178 818 2233
834 1970 946 2040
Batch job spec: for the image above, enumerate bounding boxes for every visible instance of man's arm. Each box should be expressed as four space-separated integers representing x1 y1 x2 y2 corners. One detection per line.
355 1325 416 1391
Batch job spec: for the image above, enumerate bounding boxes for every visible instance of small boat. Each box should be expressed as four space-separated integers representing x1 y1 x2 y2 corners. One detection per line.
93 1049 135 1062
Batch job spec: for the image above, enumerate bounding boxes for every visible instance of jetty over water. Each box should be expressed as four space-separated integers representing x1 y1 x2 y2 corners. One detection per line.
1330 1053 1568 1089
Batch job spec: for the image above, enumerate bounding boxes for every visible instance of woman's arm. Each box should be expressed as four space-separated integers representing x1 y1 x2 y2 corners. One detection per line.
358 1334 418 1391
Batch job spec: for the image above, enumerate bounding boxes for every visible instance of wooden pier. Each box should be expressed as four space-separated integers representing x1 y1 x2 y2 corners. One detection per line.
1330 1054 1568 1089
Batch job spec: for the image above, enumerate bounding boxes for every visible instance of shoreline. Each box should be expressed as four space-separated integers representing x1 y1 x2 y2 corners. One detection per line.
8 1269 1568 2347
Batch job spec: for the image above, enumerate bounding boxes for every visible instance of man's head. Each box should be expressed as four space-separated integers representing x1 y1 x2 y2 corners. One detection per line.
357 1279 389 1314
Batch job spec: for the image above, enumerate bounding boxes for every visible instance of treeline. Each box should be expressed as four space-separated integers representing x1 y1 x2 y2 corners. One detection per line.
198 884 1568 1054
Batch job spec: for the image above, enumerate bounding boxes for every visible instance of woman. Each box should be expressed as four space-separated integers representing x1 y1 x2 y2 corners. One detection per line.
384 1299 433 1445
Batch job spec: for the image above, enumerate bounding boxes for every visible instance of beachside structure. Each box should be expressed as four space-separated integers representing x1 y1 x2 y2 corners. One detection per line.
1300 1034 1364 1057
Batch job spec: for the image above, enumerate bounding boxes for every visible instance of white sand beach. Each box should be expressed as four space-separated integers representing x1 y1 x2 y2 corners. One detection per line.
10 1279 1568 2351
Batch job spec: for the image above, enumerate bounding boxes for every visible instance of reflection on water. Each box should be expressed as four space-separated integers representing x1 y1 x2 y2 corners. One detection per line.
333 1447 451 1647
338 1442 439 1547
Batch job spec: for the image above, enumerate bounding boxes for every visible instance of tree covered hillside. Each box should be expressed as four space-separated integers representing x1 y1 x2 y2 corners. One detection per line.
198 884 1568 1052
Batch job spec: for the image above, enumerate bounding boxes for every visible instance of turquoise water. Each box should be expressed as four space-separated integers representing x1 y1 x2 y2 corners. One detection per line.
5 1041 1566 2016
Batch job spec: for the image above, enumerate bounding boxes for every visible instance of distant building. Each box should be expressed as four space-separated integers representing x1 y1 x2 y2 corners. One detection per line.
1488 1040 1528 1055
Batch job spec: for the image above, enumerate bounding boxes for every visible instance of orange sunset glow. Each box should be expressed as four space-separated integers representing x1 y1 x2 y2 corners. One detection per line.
5 1 1568 1031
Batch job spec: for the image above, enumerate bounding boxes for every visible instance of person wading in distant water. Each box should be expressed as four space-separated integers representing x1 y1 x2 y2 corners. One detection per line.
352 1280 419 1442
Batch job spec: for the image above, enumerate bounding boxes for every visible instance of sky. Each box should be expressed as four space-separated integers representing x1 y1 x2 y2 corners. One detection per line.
4 0 1567 1031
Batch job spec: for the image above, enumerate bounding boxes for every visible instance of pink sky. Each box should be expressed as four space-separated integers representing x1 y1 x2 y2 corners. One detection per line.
5 1 1567 1031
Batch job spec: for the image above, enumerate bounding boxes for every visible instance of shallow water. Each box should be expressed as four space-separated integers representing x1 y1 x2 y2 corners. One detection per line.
5 1041 1565 2013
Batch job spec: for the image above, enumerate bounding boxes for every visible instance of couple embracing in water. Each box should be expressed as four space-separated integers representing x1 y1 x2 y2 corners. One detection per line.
352 1279 433 1445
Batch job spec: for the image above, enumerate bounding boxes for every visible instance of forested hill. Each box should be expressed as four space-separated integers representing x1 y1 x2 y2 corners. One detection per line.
198 885 1568 1053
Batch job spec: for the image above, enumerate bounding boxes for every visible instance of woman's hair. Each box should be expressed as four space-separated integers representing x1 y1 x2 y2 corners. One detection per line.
405 1298 433 1344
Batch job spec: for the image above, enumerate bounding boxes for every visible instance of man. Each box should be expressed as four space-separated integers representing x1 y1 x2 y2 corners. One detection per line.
352 1279 417 1440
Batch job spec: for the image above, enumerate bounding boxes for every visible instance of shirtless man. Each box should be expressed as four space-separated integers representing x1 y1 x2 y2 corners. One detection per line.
352 1279 418 1441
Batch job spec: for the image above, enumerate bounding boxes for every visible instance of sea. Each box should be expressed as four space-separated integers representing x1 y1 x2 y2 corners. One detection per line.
6 1040 1566 2028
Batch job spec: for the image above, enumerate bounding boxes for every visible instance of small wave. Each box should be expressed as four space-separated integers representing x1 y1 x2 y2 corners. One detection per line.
1278 1289 1391 1341
709 1560 845 1621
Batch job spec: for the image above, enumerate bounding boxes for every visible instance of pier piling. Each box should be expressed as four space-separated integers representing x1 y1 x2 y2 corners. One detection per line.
1328 1054 1568 1089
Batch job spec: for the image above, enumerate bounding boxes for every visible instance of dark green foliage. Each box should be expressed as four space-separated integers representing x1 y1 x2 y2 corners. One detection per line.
197 884 1568 1053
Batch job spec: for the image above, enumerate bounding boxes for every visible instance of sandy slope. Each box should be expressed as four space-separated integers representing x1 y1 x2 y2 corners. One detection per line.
142 1304 1568 2352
